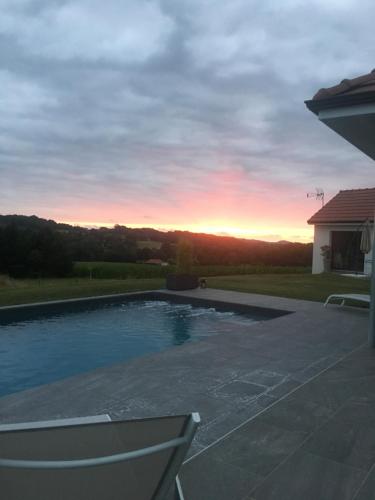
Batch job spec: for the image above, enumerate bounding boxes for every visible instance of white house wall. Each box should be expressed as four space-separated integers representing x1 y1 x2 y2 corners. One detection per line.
312 223 373 275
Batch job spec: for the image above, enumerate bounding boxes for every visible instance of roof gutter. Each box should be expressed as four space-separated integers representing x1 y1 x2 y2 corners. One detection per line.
305 91 375 115
308 219 374 225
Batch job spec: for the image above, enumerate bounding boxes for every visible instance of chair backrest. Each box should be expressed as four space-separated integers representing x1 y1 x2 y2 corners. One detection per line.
0 413 200 500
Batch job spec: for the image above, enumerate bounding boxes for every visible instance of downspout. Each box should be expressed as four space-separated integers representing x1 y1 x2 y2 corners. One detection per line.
369 215 375 347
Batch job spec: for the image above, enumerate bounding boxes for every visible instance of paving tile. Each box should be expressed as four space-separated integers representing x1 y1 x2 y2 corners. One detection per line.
256 394 278 409
352 394 375 404
334 400 375 424
352 466 375 499
171 391 235 420
263 356 310 375
303 419 375 471
211 419 307 477
290 354 342 383
249 450 366 500
348 376 375 404
195 401 265 447
288 376 357 412
265 378 301 399
258 336 340 363
350 347 375 362
214 381 265 402
239 369 287 387
261 395 333 433
321 359 375 381
186 438 206 458
109 390 234 424
181 447 262 500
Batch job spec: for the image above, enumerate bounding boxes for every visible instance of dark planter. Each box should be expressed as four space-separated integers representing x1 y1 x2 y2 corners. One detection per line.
166 274 199 291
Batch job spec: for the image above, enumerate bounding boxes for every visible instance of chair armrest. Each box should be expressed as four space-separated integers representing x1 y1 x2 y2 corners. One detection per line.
0 414 111 432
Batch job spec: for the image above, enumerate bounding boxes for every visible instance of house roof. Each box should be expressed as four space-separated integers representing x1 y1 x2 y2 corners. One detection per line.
305 69 375 115
144 259 164 264
314 70 375 100
308 188 375 225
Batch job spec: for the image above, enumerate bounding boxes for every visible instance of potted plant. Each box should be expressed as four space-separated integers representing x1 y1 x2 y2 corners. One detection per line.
166 239 199 290
320 245 331 272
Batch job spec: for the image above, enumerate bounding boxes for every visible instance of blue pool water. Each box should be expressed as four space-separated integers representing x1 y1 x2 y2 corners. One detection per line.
0 297 258 397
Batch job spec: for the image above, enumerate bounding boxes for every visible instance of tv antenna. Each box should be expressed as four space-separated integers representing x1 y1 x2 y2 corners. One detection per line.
307 188 324 207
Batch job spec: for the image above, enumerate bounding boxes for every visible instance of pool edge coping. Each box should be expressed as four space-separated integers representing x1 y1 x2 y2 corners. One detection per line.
0 289 163 311
0 289 293 324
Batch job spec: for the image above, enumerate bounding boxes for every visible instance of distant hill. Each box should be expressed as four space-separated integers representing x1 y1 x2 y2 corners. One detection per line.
0 214 313 276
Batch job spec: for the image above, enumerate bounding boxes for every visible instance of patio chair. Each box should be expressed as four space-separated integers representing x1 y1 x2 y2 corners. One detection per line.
0 412 200 500
324 293 370 307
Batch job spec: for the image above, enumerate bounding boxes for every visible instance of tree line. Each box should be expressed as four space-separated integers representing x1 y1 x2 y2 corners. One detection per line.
0 215 312 278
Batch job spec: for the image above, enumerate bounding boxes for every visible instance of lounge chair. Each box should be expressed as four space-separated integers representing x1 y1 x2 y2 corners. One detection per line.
0 412 200 500
324 293 370 307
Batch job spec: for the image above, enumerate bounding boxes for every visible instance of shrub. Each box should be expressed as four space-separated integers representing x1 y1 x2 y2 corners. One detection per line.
176 240 194 275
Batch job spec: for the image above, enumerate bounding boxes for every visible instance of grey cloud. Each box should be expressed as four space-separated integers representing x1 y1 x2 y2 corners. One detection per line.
1 0 374 221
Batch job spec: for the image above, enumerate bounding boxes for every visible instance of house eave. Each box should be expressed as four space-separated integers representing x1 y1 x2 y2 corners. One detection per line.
305 93 375 161
308 220 374 226
305 91 375 115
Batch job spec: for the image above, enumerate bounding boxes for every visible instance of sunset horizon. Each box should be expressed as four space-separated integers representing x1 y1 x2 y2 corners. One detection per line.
55 219 314 243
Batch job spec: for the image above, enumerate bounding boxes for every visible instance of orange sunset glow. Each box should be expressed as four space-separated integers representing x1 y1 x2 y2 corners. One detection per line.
61 221 314 243
2 1 375 244
52 169 318 242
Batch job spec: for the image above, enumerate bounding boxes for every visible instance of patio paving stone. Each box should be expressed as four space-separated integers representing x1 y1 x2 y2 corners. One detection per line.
182 448 262 500
260 395 333 433
352 466 375 499
247 451 366 500
302 418 375 471
238 368 287 387
205 419 307 477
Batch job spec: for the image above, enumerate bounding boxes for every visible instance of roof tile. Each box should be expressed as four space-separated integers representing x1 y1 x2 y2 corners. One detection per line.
308 188 375 224
313 70 375 100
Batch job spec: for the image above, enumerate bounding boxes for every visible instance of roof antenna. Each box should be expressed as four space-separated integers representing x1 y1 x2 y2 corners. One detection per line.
307 188 324 207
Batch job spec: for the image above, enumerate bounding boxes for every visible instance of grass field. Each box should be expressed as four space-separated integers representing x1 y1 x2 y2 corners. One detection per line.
0 278 164 307
74 261 310 280
0 271 370 307
207 273 371 303
74 261 172 279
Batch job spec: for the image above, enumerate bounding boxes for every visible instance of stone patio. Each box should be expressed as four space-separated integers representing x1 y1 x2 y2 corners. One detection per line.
0 288 372 499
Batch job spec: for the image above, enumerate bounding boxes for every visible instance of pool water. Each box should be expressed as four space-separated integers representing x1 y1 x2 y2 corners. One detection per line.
0 297 258 397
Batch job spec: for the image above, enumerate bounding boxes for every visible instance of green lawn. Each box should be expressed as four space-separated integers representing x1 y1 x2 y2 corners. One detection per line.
0 278 164 307
0 273 371 308
207 273 371 303
74 261 172 279
74 261 310 279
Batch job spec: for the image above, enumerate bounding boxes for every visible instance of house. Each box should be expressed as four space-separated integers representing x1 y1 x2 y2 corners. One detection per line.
305 69 375 344
144 258 169 266
308 188 375 275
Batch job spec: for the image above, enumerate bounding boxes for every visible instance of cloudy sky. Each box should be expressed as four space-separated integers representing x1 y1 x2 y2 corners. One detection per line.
1 0 374 242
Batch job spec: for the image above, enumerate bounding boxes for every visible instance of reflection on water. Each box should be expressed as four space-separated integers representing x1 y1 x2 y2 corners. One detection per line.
0 299 257 397
171 310 192 345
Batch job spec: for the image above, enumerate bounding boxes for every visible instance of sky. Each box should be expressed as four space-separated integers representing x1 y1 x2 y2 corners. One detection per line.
1 0 375 243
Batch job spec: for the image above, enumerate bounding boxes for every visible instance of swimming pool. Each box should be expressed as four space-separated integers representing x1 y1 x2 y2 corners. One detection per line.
0 293 288 397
